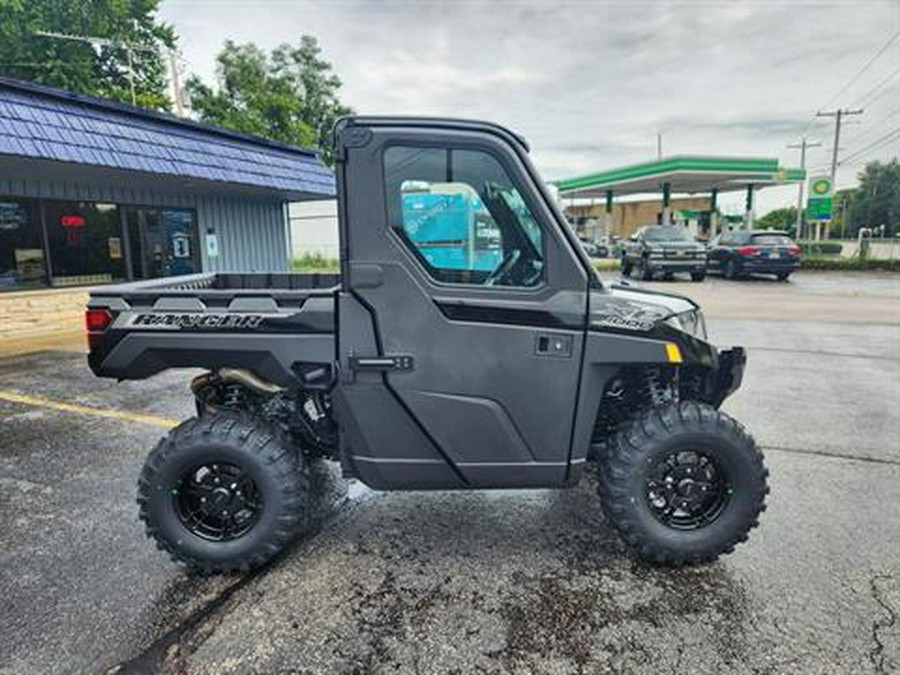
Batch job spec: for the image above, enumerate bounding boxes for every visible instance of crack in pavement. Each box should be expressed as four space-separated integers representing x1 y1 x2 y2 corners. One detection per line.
763 445 900 467
107 479 377 674
869 574 897 674
742 346 900 362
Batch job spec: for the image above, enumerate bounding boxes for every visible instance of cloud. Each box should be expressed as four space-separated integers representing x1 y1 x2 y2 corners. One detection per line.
160 0 900 213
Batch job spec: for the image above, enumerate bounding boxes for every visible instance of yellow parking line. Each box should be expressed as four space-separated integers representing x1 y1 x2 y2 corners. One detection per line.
0 390 179 429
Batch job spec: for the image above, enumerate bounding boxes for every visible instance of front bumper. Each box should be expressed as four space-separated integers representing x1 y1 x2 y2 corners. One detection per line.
647 258 706 272
710 347 746 407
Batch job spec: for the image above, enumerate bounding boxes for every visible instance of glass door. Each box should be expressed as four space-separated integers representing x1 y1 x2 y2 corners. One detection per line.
125 208 199 279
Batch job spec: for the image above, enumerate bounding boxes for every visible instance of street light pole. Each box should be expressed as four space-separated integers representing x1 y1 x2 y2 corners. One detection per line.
787 137 822 240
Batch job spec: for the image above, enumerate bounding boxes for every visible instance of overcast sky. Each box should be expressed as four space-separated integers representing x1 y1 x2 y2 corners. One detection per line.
160 0 899 215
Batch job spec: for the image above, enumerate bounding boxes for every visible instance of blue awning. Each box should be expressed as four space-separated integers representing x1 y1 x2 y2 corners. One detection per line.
0 77 336 200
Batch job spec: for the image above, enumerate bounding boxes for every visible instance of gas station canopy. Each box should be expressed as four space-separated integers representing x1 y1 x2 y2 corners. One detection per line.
555 155 805 198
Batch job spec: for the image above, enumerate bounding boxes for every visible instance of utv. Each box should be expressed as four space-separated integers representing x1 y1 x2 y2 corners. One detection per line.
87 117 768 573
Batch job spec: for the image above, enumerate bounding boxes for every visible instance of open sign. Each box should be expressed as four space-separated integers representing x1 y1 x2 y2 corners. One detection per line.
60 215 86 228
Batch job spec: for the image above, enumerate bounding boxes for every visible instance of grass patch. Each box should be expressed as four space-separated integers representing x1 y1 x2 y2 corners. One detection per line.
593 258 622 271
800 257 899 271
292 253 339 271
799 241 843 256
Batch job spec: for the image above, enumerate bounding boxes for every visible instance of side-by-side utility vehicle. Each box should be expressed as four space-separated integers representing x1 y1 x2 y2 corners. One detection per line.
88 117 768 573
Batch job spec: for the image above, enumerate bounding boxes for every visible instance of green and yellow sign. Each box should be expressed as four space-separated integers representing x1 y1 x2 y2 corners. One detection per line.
807 175 833 222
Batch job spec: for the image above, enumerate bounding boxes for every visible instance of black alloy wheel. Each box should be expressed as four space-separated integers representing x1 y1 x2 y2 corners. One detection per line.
174 462 263 541
645 449 730 530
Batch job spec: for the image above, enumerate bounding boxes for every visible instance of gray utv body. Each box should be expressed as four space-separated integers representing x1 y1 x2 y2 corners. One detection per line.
88 116 744 492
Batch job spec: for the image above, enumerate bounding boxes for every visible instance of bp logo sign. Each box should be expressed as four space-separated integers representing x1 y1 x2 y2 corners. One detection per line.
810 177 833 197
807 175 834 221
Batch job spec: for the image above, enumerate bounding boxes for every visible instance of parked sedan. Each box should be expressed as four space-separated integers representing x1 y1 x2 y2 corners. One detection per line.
707 230 801 281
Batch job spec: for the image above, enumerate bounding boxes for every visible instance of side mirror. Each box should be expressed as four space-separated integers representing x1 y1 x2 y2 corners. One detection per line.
630 234 638 242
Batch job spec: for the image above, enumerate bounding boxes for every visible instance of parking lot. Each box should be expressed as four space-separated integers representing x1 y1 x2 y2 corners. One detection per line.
1 270 898 674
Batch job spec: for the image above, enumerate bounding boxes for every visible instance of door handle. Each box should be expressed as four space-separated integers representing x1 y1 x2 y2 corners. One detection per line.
349 355 414 372
535 333 573 358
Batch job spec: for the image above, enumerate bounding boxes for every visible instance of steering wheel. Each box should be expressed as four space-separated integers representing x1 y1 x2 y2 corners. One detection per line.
485 249 521 286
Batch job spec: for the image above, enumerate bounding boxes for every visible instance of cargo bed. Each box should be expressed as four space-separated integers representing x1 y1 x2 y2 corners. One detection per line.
87 272 339 388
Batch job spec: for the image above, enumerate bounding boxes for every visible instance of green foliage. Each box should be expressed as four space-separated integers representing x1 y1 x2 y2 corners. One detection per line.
755 206 798 232
292 253 339 271
844 159 900 237
801 256 898 271
0 0 176 109
799 241 843 256
187 37 352 160
593 259 622 272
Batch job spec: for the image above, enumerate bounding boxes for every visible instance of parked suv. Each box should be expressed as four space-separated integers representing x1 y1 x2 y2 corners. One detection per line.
707 230 801 281
621 225 707 281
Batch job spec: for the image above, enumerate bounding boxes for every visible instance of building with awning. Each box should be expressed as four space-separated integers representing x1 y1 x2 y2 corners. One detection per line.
0 76 335 353
555 155 805 240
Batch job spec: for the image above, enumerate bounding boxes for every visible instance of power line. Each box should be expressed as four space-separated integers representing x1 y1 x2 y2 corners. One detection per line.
840 126 900 165
799 28 900 136
859 79 900 110
852 66 900 107
820 28 900 109
844 105 900 147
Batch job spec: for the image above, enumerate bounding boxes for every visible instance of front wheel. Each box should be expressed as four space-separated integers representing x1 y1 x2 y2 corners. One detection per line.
596 402 768 565
691 271 707 282
137 412 309 573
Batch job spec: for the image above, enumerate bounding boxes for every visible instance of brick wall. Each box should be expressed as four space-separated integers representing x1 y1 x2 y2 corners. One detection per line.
0 287 88 356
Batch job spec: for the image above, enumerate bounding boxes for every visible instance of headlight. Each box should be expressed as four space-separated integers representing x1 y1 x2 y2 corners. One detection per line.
665 309 707 339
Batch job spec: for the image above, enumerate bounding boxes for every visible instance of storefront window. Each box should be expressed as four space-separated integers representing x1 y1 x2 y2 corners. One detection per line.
44 202 125 287
0 199 199 291
0 199 47 290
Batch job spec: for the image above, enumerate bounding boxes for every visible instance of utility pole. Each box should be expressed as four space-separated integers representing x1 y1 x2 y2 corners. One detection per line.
787 137 822 240
168 49 186 117
817 108 864 182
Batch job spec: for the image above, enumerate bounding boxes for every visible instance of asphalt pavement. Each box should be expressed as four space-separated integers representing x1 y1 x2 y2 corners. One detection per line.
1 271 898 674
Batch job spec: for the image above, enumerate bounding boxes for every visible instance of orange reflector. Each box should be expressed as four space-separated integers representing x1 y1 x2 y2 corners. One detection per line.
666 342 683 363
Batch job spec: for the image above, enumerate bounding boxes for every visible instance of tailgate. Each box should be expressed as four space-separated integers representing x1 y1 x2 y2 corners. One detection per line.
87 278 337 387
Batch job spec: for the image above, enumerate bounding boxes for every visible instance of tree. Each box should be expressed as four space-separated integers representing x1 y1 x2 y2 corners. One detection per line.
755 206 798 233
187 37 352 161
846 159 900 237
0 0 176 109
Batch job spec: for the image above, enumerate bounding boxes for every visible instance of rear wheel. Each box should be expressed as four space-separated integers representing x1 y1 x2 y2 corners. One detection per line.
137 412 309 573
691 271 707 282
776 271 791 281
596 401 768 565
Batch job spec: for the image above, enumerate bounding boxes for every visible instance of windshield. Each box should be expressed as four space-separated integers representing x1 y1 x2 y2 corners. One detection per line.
752 233 793 246
643 226 692 242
